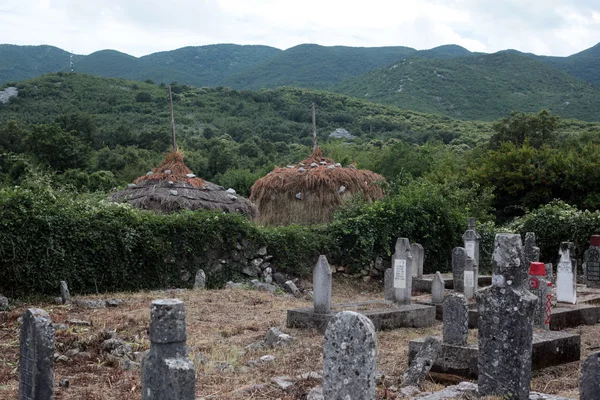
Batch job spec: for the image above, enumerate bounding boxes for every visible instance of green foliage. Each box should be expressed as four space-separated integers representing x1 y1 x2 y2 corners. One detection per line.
23 123 90 171
135 91 152 103
490 110 559 149
508 200 600 264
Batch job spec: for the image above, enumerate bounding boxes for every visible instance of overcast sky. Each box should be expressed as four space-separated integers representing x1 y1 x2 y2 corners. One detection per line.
1 0 599 57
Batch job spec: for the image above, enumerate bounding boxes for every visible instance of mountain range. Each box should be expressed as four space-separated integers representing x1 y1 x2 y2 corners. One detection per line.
1 42 599 121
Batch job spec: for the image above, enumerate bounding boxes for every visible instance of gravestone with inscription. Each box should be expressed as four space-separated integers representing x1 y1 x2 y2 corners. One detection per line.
323 311 377 399
392 238 413 304
142 299 195 400
528 262 551 330
477 234 538 399
523 232 541 267
557 242 577 304
431 271 445 304
452 247 467 293
410 243 424 279
443 294 468 346
584 235 600 288
19 308 55 400
462 217 480 268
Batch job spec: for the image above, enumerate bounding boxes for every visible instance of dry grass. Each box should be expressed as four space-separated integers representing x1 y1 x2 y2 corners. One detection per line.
0 277 595 399
250 147 386 226
134 151 205 188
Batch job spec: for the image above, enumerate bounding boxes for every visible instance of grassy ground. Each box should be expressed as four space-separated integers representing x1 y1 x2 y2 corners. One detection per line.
0 276 594 399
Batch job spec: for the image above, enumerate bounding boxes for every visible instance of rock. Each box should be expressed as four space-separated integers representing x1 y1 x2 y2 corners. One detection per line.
298 167 305 173
65 349 80 357
310 163 318 168
169 189 178 195
53 323 68 331
297 371 322 380
121 358 140 371
186 173 196 178
180 269 191 281
329 128 355 140
0 295 8 309
225 281 243 289
251 280 277 294
102 338 127 352
306 386 324 400
251 258 264 268
402 336 441 387
74 299 106 309
257 247 268 256
105 299 124 307
242 265 259 277
0 87 18 104
214 361 234 373
264 327 293 348
55 355 69 363
271 375 294 390
263 267 273 284
283 280 301 297
273 272 288 286
226 188 236 195
338 185 346 195
66 319 91 326
59 378 70 388
296 192 303 200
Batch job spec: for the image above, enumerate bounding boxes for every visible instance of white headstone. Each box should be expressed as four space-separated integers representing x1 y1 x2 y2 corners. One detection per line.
556 242 577 304
431 271 445 304
392 238 413 304
313 255 332 314
410 243 424 278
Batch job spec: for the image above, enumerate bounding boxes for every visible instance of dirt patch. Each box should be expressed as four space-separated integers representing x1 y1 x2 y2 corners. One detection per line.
0 277 595 399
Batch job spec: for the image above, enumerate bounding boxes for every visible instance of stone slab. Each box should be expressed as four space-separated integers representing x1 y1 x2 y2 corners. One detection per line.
287 301 435 332
413 273 491 293
465 303 600 330
408 330 580 378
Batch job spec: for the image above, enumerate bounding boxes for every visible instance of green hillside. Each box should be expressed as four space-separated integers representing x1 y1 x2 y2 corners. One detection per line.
224 44 418 89
0 45 71 83
535 43 600 85
333 51 600 121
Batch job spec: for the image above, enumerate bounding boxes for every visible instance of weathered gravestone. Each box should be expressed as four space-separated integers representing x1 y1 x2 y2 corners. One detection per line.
584 235 600 288
545 263 554 284
402 336 441 388
443 294 468 346
384 268 394 301
193 269 206 290
313 255 332 314
323 311 377 399
556 242 577 304
59 281 70 304
463 256 477 300
528 262 551 330
431 271 445 304
462 217 480 268
19 308 55 400
523 232 541 268
410 243 424 279
580 351 600 400
392 238 413 304
477 234 538 400
452 247 467 293
142 299 195 400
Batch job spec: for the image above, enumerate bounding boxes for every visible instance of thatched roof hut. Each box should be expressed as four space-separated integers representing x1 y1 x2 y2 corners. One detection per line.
250 147 385 226
111 151 258 218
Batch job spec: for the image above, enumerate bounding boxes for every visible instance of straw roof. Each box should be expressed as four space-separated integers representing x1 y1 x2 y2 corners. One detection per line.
250 147 385 226
111 151 258 218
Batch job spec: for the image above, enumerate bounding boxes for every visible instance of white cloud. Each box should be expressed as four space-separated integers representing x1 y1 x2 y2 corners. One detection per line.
0 0 598 57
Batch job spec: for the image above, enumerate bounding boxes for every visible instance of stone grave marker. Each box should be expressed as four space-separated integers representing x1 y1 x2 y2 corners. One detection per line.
584 235 600 288
193 269 206 290
528 262 551 330
477 233 538 400
392 238 413 304
545 263 554 283
462 217 480 268
19 308 55 400
443 294 468 346
323 311 376 399
313 255 332 314
410 243 424 278
523 232 541 267
384 268 394 301
580 351 600 400
431 271 445 304
60 281 70 304
556 242 577 304
452 247 467 292
463 256 477 300
142 299 195 400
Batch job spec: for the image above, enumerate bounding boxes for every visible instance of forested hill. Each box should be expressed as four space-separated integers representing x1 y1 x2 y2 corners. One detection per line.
333 52 600 121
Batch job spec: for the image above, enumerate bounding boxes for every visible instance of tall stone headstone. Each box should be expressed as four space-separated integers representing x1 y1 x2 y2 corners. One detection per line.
545 263 554 283
462 217 481 268
142 299 195 400
19 308 55 400
523 232 540 267
323 311 377 399
528 262 551 330
313 255 332 314
580 351 600 400
463 256 478 300
477 234 538 400
410 243 424 278
556 242 577 304
443 294 468 346
584 235 600 288
452 247 467 292
431 271 445 304
193 269 206 290
60 281 70 304
384 268 394 301
392 238 413 304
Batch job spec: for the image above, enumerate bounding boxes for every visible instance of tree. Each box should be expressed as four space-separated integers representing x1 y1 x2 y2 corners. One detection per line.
23 123 90 172
490 110 559 149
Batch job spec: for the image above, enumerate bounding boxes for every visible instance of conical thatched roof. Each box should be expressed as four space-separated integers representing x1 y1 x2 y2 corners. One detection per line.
111 151 258 218
250 147 385 226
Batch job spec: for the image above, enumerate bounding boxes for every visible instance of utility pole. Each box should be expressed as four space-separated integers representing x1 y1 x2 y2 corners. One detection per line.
169 86 176 152
312 101 318 151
